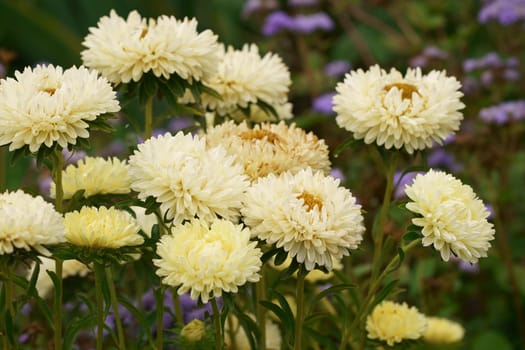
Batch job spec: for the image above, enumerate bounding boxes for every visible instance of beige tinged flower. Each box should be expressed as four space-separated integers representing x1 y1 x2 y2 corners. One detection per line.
366 300 427 346
205 121 330 181
405 169 495 263
333 65 464 153
0 65 120 153
423 316 465 344
154 218 262 303
242 168 365 270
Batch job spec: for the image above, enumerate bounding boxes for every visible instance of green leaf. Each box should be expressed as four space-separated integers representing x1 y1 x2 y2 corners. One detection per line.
273 249 288 266
333 136 359 157
63 314 97 349
402 230 421 242
260 247 280 264
371 279 399 309
387 248 405 273
255 99 278 120
306 283 355 316
4 309 14 345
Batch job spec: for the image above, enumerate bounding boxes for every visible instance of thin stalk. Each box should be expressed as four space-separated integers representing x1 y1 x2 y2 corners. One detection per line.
172 288 183 326
94 263 105 350
339 239 421 350
256 267 266 349
155 286 165 350
144 96 153 140
51 148 64 350
370 153 398 284
211 298 223 350
105 266 126 350
0 146 6 191
227 315 238 350
2 262 15 349
294 267 306 350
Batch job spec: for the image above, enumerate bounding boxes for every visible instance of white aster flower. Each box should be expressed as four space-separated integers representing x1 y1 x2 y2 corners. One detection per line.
50 157 131 199
29 257 90 298
81 10 219 84
405 169 495 263
187 43 291 115
154 218 262 303
0 65 120 152
64 206 142 248
128 132 249 224
366 300 427 346
0 190 64 255
205 121 330 181
423 316 465 344
333 65 465 153
242 168 365 270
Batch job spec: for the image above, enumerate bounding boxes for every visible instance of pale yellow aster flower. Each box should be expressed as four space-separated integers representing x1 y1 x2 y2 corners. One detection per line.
224 313 281 350
64 206 142 248
29 257 90 298
0 65 120 152
405 169 495 263
154 218 262 303
181 319 207 343
182 43 290 116
423 317 465 344
205 121 330 181
128 132 249 224
50 157 130 199
82 10 219 84
242 168 365 271
0 190 64 255
333 65 464 153
366 301 427 346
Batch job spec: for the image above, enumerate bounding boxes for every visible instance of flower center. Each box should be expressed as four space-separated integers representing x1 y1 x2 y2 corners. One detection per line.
40 87 56 96
240 129 281 144
383 82 419 100
139 26 148 39
297 191 323 212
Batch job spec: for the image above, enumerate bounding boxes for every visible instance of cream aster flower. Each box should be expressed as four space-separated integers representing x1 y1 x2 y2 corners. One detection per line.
154 218 262 303
81 10 219 84
405 169 495 263
205 121 330 180
64 206 142 248
366 300 427 346
333 65 465 153
0 190 64 255
423 317 465 344
29 257 90 298
242 168 365 270
128 132 249 224
187 43 290 115
50 157 130 199
225 314 281 350
0 65 120 152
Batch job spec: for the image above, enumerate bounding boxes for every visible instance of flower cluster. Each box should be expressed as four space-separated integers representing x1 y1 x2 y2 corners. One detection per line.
263 11 334 36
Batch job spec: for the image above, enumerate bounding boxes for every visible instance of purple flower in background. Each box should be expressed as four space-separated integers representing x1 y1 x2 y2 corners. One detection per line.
462 52 520 87
312 92 335 115
263 11 334 35
101 140 126 157
324 60 351 77
479 100 525 124
409 46 448 68
393 171 422 199
169 117 194 132
242 0 278 18
330 167 345 182
450 256 480 273
288 0 318 7
478 0 525 25
427 148 463 173
262 11 294 35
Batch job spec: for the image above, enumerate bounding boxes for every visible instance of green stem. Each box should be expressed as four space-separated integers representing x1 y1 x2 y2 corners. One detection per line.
94 263 105 350
51 148 64 350
211 298 223 350
294 267 306 350
370 152 398 285
339 239 421 350
105 266 126 350
144 96 153 140
256 267 266 349
1 262 15 349
0 146 6 191
155 286 165 350
172 289 183 326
